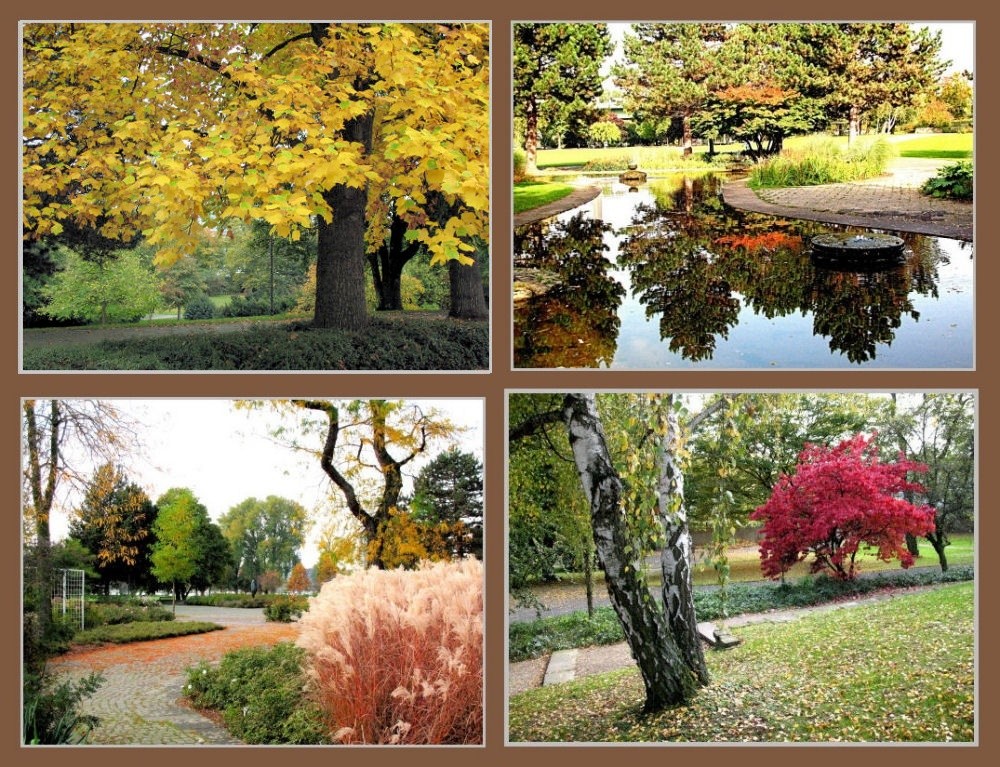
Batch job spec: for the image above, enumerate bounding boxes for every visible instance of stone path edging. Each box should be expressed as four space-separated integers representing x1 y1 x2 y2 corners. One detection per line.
514 185 602 228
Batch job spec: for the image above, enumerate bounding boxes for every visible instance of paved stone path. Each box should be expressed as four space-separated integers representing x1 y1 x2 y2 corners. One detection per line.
722 157 972 241
48 605 294 745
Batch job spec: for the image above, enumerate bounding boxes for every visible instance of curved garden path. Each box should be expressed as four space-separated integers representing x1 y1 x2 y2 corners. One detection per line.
47 606 298 745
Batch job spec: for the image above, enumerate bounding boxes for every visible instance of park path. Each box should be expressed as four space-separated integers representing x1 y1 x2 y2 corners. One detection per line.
509 583 949 697
47 605 298 745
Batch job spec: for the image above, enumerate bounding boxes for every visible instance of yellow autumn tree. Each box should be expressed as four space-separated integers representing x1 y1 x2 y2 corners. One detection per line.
22 22 489 330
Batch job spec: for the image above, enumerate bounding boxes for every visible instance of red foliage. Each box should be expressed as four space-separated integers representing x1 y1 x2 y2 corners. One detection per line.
750 433 936 580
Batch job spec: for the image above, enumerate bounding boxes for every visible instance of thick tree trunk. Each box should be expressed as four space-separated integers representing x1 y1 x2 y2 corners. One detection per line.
563 394 701 712
681 113 693 156
658 400 710 685
369 212 420 311
848 105 861 144
313 112 373 331
449 255 488 319
524 98 540 175
905 532 920 556
927 530 949 572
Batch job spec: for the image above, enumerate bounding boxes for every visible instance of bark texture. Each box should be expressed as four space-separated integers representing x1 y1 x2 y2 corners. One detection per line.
563 394 700 711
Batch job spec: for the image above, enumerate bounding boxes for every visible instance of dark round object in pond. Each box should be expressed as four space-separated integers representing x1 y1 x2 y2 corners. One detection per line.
811 233 905 257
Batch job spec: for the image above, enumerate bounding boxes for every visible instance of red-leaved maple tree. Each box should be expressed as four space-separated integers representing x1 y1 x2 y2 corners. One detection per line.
751 433 936 580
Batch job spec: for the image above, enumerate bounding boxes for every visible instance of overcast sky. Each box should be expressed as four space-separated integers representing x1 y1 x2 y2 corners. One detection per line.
42 398 484 567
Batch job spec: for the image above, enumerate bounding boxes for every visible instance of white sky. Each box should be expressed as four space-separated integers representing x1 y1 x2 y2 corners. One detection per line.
42 398 484 567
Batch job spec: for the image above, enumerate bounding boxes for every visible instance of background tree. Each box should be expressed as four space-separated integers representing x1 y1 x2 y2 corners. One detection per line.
23 23 489 331
513 23 610 173
615 23 728 155
225 220 316 314
41 249 160 325
800 23 944 140
150 488 201 612
219 496 309 586
68 463 157 594
156 254 207 320
257 570 282 594
314 527 363 584
285 399 459 569
882 393 974 570
751 434 937 580
686 393 891 530
411 448 484 560
22 400 138 639
286 562 312 593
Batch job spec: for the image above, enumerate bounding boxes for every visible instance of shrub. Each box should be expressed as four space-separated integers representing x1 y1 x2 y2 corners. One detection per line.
73 620 222 645
221 294 295 318
264 595 308 623
23 317 489 371
23 670 103 744
184 593 271 608
750 137 894 188
185 643 327 744
921 161 973 201
513 148 527 181
183 294 216 320
297 559 483 744
83 601 174 629
508 565 974 661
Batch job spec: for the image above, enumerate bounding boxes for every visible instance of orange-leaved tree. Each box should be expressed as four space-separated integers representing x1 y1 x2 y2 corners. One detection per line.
286 562 312 593
22 23 489 330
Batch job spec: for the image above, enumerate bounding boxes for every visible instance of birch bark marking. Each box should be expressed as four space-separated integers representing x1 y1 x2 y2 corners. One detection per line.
658 397 710 685
562 393 698 711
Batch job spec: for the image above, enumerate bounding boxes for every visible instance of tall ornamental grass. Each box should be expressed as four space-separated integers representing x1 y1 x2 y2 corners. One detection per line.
750 137 894 188
297 559 483 745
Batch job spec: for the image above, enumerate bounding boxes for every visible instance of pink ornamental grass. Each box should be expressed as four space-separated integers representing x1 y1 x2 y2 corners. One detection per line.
296 558 483 744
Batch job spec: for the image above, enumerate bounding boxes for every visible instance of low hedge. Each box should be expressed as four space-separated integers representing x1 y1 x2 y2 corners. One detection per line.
83 601 175 629
509 565 974 661
23 317 489 371
72 620 223 646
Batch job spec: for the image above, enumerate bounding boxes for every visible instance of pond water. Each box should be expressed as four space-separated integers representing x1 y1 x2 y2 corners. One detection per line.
513 174 973 369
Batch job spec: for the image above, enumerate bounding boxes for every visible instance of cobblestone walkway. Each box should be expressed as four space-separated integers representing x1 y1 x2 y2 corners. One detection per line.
722 158 972 241
47 606 297 745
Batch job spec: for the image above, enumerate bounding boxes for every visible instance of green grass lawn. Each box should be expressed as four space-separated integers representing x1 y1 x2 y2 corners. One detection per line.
889 132 973 158
531 133 971 172
509 582 974 742
514 181 577 213
535 144 741 171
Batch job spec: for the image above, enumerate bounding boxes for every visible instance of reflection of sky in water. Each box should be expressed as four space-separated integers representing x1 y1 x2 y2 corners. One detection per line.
524 177 973 369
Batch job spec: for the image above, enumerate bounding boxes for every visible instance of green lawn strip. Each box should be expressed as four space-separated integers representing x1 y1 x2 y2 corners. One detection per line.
22 316 489 370
509 565 974 661
509 582 974 743
890 132 973 159
514 181 576 213
72 620 224 646
535 144 742 171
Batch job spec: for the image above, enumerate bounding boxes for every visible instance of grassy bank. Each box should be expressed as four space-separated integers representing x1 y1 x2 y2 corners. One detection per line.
514 181 577 213
509 582 974 742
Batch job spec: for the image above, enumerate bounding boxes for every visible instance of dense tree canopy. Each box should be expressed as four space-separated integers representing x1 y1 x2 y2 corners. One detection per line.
411 449 484 560
69 463 157 593
751 434 936 580
218 495 309 584
23 22 489 330
513 23 610 172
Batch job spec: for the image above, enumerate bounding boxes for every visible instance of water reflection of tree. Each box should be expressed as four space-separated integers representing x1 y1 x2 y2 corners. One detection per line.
620 174 948 363
514 214 625 368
